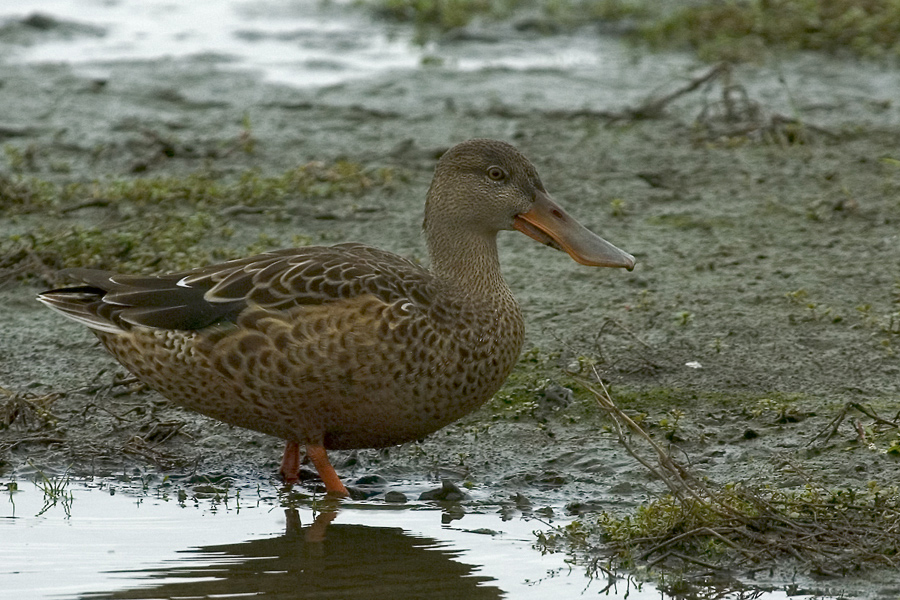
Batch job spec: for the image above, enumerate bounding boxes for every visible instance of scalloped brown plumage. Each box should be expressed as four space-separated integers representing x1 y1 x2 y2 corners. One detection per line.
38 139 635 497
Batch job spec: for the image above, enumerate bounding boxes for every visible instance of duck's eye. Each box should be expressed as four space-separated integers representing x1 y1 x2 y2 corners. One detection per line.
487 166 507 181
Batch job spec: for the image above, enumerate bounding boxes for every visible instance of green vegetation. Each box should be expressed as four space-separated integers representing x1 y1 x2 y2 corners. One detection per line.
374 0 649 31
370 0 900 61
0 162 400 281
0 160 399 216
785 288 844 323
642 0 900 61
376 0 508 30
33 466 74 517
491 348 576 419
0 172 58 211
492 350 821 436
537 375 900 582
787 285 900 354
539 481 900 576
608 197 627 217
647 214 734 231
612 384 777 412
753 393 805 422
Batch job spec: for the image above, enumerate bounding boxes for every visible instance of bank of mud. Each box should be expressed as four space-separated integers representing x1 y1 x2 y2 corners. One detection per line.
1 25 899 597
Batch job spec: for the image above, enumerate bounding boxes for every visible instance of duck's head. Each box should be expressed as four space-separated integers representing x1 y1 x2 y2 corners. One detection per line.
425 138 635 270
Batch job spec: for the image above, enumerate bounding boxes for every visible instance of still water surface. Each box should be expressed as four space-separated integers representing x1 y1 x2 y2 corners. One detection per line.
5 0 896 125
2 478 650 600
0 0 637 89
1 478 834 600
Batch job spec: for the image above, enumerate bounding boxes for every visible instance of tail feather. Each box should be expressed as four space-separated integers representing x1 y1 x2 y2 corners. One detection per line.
37 287 125 334
37 267 243 332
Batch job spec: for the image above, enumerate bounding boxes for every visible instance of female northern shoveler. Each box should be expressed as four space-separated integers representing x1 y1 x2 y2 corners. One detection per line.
38 139 634 497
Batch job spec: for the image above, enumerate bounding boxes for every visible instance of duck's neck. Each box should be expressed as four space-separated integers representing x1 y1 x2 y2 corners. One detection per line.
426 227 511 301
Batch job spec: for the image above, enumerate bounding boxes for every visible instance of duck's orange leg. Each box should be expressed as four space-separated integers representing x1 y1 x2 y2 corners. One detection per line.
279 441 301 484
306 443 349 497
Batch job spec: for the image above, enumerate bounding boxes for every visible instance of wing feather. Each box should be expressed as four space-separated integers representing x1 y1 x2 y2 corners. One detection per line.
38 244 435 332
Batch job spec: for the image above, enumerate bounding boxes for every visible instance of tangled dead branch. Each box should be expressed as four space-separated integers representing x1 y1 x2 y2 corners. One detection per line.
0 385 62 431
811 401 900 446
576 368 900 577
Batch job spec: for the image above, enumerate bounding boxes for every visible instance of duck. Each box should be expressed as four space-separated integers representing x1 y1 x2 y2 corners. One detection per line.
37 139 635 497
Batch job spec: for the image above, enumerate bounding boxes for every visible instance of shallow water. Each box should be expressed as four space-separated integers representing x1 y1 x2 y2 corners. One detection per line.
0 0 644 89
2 478 834 600
1 477 636 600
3 0 898 126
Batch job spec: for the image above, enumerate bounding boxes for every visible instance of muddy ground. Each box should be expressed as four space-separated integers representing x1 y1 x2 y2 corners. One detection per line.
1 18 899 599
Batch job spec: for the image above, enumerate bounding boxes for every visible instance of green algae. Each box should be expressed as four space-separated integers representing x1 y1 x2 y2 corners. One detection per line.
0 162 401 280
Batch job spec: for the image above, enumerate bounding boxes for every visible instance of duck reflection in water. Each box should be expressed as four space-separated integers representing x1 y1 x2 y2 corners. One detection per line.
79 508 504 600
